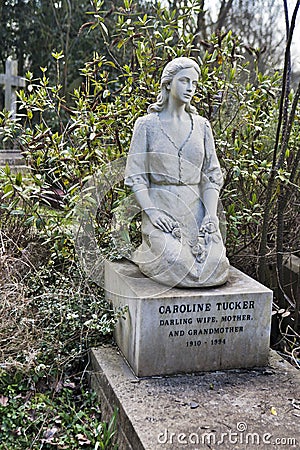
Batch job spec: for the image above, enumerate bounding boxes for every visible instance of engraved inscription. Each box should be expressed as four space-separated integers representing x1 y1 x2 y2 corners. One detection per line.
157 300 255 349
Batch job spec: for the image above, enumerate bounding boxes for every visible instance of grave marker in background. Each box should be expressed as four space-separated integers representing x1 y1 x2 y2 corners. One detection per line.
0 58 25 119
0 58 26 169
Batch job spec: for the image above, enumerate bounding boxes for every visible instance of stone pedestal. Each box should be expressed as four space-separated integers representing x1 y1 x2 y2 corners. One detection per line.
89 346 300 450
105 260 272 377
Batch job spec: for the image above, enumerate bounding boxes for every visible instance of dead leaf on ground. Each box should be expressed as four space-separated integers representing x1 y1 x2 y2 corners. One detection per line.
76 433 91 445
63 381 76 389
0 395 9 406
270 406 277 416
42 426 59 443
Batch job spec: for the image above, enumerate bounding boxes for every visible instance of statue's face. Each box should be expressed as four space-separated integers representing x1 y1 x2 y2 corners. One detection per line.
168 67 198 105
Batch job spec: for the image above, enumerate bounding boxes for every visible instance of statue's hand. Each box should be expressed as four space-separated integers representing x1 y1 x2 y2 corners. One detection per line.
147 209 177 233
199 215 221 244
201 215 219 231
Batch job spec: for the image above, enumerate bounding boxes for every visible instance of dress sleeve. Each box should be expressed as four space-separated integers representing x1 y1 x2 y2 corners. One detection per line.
124 117 149 188
201 119 224 192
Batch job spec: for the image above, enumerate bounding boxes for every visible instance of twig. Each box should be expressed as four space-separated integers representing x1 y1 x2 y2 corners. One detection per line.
0 230 5 255
258 0 300 283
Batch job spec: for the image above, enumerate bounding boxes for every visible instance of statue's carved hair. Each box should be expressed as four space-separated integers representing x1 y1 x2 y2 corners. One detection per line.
148 57 201 114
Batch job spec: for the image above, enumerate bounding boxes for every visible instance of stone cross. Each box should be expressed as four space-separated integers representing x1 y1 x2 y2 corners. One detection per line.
0 58 25 119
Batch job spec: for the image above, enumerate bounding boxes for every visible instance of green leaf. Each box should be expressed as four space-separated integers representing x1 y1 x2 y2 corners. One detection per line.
4 164 11 176
15 172 22 186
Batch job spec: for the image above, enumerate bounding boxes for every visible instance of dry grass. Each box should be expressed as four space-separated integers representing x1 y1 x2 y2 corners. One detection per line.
0 257 44 372
0 222 51 373
0 223 114 376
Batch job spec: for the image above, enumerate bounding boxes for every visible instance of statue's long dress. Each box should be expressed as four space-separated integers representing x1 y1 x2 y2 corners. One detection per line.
125 112 229 287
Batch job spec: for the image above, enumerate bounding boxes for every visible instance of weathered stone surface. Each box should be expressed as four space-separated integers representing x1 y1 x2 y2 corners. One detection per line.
105 260 272 377
283 254 300 303
0 150 26 170
89 345 300 450
0 58 25 119
124 57 230 288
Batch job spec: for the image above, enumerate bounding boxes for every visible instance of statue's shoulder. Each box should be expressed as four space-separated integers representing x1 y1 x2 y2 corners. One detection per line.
193 114 210 128
135 113 156 127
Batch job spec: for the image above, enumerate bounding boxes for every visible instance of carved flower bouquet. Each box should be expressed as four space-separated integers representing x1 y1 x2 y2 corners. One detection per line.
191 220 221 264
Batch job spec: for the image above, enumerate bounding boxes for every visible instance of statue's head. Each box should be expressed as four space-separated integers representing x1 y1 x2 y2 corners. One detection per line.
148 57 201 114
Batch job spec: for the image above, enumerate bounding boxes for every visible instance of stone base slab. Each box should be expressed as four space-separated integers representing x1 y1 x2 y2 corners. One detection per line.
105 260 273 377
89 345 300 450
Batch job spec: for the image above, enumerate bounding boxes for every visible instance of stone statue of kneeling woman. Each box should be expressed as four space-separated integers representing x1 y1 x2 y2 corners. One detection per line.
125 57 229 287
